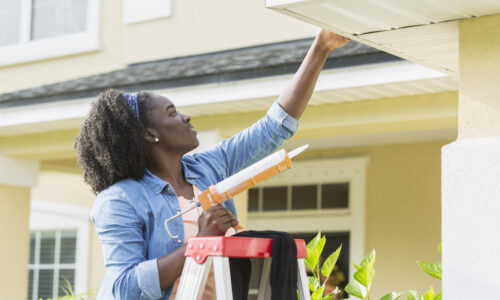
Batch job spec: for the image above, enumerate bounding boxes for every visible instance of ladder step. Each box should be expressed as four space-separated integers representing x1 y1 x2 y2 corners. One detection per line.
185 236 307 264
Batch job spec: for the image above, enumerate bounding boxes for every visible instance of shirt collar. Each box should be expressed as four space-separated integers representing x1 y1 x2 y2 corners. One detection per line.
143 169 169 195
143 160 200 195
182 158 200 181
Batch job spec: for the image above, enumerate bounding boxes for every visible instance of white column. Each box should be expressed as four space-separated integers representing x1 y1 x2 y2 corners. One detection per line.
0 154 39 300
442 14 500 299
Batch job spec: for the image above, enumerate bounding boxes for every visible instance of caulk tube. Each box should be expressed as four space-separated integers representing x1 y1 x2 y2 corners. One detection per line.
215 149 287 194
197 145 308 211
213 149 292 203
197 150 291 210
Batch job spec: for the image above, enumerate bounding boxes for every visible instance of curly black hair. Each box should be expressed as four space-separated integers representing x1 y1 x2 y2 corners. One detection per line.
75 88 153 194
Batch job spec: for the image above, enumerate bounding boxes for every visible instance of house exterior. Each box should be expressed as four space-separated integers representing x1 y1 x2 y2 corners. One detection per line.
0 0 467 299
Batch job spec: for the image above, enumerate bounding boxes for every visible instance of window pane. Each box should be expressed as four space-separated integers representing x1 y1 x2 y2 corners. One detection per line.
291 185 317 210
0 0 21 46
58 269 75 297
322 183 349 209
31 0 87 40
262 186 287 211
60 230 77 264
28 270 34 300
248 188 259 212
38 269 54 299
40 231 55 264
29 234 36 264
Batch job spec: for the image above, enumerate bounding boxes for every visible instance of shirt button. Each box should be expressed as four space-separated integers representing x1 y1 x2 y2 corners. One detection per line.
177 239 182 244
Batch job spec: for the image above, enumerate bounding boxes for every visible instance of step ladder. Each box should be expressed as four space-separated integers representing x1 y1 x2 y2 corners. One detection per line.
175 236 311 300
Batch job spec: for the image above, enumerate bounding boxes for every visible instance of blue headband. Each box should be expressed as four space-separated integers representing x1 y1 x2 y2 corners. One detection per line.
124 93 140 118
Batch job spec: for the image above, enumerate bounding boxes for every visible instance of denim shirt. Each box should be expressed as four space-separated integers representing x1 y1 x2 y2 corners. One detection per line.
91 101 299 299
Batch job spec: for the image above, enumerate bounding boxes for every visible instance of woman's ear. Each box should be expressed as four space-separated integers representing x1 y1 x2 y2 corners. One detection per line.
144 128 159 144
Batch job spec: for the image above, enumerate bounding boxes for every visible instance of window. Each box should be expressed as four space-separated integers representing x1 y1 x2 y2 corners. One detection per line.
0 0 100 66
247 156 368 284
29 201 90 300
28 230 77 300
248 182 349 212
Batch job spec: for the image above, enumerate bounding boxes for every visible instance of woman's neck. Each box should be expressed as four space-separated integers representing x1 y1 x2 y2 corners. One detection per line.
147 151 186 187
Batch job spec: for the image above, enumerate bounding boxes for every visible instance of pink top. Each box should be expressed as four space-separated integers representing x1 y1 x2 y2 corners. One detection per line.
170 185 235 299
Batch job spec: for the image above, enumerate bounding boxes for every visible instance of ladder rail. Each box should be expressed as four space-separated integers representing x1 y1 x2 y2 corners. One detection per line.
175 256 212 300
256 258 272 300
213 256 233 300
297 258 312 300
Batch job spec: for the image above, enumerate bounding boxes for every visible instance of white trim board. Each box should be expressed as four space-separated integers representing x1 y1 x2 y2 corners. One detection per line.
0 154 39 187
123 0 171 24
0 62 452 136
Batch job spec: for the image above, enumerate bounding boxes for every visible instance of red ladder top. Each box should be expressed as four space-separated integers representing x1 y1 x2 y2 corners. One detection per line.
185 236 307 264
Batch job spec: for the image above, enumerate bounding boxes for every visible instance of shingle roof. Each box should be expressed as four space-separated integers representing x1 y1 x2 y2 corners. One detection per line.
0 39 400 107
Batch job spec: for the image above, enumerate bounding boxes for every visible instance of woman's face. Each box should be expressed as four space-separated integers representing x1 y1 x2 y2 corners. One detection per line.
145 94 199 154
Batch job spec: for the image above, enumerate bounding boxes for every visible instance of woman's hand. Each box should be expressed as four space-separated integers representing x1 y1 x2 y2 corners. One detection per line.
197 205 239 236
316 29 350 52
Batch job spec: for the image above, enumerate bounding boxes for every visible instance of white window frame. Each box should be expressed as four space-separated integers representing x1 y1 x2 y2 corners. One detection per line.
123 0 171 24
29 201 90 299
0 0 100 67
247 156 368 280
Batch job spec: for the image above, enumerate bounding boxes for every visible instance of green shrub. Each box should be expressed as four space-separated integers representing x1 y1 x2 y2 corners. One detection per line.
304 232 442 300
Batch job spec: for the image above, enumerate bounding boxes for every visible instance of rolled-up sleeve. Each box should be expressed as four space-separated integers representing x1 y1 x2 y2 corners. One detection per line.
194 101 299 178
266 100 299 136
92 189 164 299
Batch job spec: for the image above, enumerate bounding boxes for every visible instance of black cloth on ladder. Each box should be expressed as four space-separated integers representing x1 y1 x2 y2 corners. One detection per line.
229 230 298 300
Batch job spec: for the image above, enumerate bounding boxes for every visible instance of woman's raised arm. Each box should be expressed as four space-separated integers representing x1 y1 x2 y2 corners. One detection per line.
277 29 349 119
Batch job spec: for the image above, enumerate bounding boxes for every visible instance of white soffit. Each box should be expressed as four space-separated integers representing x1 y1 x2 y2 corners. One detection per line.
0 62 456 136
266 0 500 75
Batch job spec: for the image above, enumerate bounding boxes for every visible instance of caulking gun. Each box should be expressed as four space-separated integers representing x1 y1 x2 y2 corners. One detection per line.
164 144 309 239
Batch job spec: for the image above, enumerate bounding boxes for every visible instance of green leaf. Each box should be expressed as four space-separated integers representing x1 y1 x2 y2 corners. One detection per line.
321 244 342 278
308 276 320 292
322 291 337 300
306 232 326 272
345 279 366 299
416 261 442 280
434 292 442 300
423 287 435 300
353 264 375 288
353 263 361 270
379 292 399 300
311 286 325 300
407 291 423 300
360 249 376 268
380 291 404 300
437 243 442 254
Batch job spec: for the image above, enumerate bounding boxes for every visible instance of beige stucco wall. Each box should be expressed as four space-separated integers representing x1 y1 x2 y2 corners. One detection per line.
124 0 316 64
458 14 500 138
0 0 316 95
0 184 31 300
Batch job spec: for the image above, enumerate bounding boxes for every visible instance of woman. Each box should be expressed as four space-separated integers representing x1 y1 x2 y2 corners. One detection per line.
75 29 349 299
